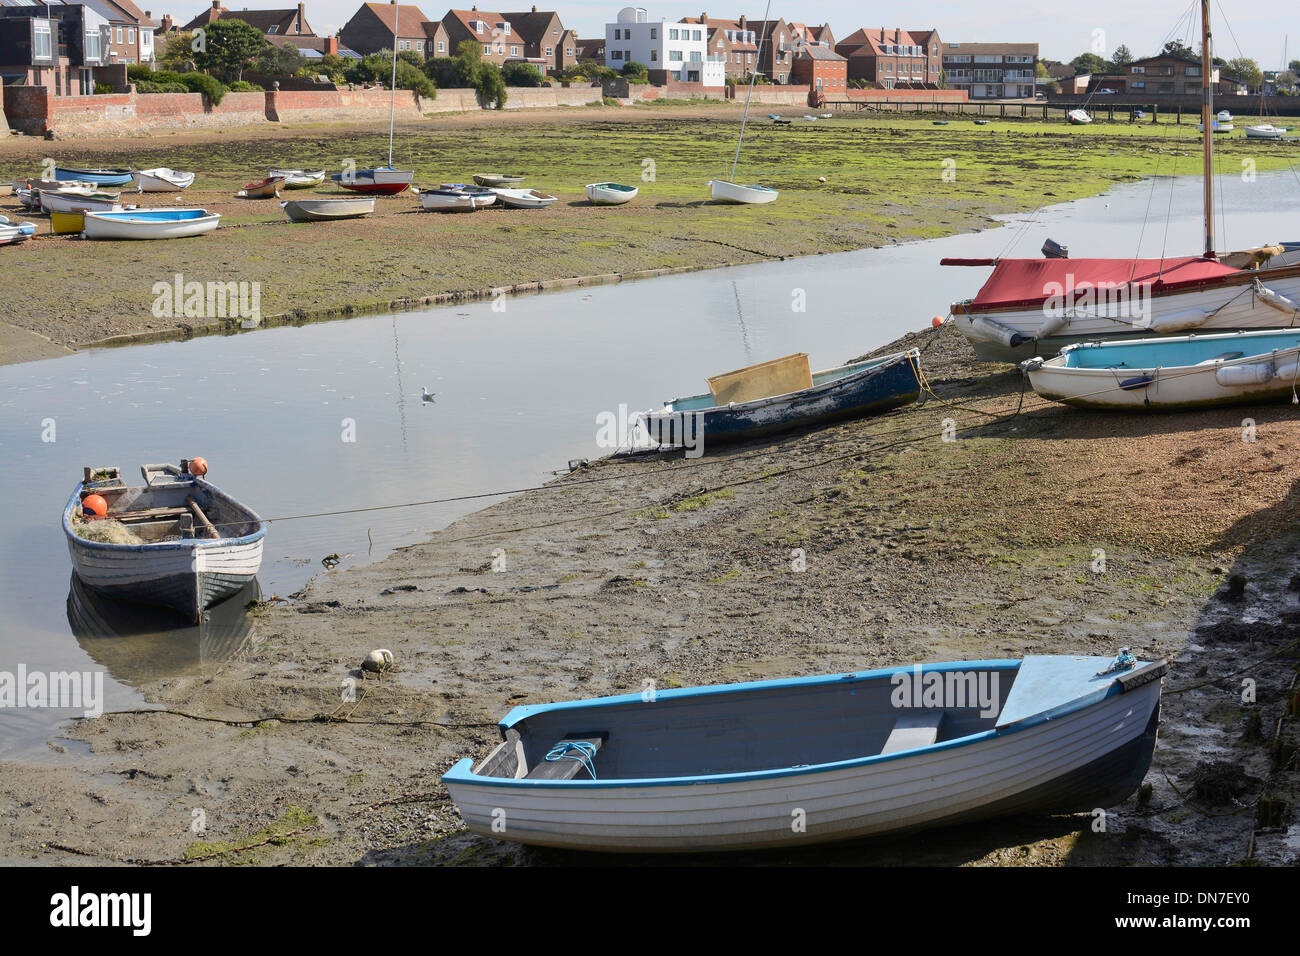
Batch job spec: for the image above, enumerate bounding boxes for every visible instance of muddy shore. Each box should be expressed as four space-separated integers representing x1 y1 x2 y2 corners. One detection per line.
2 322 1296 866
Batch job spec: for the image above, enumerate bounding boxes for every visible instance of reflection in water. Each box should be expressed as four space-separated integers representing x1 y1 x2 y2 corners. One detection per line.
66 575 260 687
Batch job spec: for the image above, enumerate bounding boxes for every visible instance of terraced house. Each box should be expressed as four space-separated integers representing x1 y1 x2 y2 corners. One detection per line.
502 7 576 74
441 7 519 66
340 2 436 57
678 14 757 81
941 42 1037 99
0 0 154 92
836 27 942 88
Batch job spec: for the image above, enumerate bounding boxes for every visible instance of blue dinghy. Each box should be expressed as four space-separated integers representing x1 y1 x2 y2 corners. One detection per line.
643 349 922 450
444 651 1169 852
55 166 134 187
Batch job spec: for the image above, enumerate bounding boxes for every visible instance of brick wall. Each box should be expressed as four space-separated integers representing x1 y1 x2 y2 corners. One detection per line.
845 88 968 103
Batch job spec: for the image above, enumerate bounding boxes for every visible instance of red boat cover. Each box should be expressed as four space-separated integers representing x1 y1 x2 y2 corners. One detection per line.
967 257 1241 311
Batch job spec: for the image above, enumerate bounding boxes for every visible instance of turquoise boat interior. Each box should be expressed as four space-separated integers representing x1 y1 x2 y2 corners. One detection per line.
1062 331 1300 369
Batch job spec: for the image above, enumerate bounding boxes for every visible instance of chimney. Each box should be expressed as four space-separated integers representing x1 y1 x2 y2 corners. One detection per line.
895 28 901 42
325 35 338 54
211 1 220 8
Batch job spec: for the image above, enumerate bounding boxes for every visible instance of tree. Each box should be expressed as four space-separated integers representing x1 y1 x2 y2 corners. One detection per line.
451 40 506 107
1161 39 1196 60
158 31 199 71
345 50 436 97
192 19 268 83
1111 45 1133 67
1290 59 1300 76
621 60 648 82
1069 52 1109 75
1221 56 1263 91
502 62 543 87
256 42 305 76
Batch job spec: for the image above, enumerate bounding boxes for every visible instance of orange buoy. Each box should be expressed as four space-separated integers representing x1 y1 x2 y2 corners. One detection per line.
188 457 208 477
931 316 945 329
82 494 108 518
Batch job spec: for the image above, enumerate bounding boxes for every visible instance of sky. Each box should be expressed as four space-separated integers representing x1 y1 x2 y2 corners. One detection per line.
167 1 1295 65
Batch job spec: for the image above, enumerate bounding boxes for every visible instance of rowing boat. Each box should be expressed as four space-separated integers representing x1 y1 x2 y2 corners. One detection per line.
236 175 286 199
269 168 326 189
0 216 36 246
418 188 477 212
1022 328 1300 410
39 189 124 215
492 188 557 209
281 197 376 222
444 651 1167 852
54 166 133 186
330 166 414 195
585 182 638 205
132 167 196 192
643 350 922 449
708 179 778 204
473 173 525 186
82 208 220 240
64 462 265 621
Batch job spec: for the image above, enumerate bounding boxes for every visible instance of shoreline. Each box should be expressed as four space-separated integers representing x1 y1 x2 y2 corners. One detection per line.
4 323 1297 865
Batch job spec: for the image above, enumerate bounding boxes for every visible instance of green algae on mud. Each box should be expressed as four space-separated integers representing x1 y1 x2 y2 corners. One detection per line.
1 109 1297 358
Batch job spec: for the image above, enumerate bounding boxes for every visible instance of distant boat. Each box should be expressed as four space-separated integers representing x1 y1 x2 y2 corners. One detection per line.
492 188 557 209
1067 109 1092 125
64 461 265 622
281 197 375 222
473 173 525 186
1023 328 1300 410
585 182 638 205
132 167 195 192
1196 120 1233 133
39 189 123 215
708 179 778 204
643 350 922 448
419 188 475 212
437 184 497 207
330 166 413 195
236 175 286 199
444 652 1168 853
1245 123 1288 140
54 166 133 186
82 208 220 240
268 168 326 189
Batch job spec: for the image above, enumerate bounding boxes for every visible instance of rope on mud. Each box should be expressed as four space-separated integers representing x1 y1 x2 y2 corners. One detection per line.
42 821 323 866
77 707 499 732
1162 635 1300 696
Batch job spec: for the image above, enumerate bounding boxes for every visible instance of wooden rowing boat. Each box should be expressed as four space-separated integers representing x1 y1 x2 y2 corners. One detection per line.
418 188 477 212
64 462 265 622
445 652 1168 852
1022 328 1300 410
39 189 124 215
54 166 133 186
236 175 286 199
643 349 922 449
473 173 525 186
82 208 220 239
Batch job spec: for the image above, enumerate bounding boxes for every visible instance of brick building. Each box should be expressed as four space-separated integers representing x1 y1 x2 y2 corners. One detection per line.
941 42 1037 99
836 27 941 88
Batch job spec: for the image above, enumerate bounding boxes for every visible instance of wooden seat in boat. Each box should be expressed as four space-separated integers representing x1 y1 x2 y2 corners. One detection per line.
880 710 944 755
525 737 604 780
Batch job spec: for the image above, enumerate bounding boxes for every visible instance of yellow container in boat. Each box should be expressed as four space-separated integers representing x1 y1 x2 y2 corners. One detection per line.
51 211 86 235
707 353 813 405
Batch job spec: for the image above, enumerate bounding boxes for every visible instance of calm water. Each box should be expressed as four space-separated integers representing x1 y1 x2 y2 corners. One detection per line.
1 171 1295 756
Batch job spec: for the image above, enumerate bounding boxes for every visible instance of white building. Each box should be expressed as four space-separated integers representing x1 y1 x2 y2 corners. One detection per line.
605 7 724 84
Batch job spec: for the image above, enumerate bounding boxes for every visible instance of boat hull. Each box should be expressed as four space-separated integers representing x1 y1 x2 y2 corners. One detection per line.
644 350 921 448
133 168 195 192
55 167 133 187
708 179 778 204
40 191 122 215
492 188 557 209
82 209 220 240
445 663 1162 853
586 183 638 205
419 191 476 212
331 169 414 195
282 198 375 222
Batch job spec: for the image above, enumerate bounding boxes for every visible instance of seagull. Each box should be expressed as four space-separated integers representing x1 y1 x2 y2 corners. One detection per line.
421 387 436 403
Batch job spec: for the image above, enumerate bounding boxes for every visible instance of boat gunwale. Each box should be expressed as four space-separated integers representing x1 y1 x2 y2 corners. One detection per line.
63 477 266 553
445 656 1152 789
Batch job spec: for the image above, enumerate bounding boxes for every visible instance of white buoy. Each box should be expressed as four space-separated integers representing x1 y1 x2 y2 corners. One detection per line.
362 649 394 673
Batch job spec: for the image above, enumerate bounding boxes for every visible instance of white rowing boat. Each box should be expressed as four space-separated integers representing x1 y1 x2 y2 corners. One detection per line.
708 179 778 204
82 208 220 240
40 190 124 215
132 167 196 192
281 197 376 222
269 168 326 189
585 182 638 205
492 188 557 209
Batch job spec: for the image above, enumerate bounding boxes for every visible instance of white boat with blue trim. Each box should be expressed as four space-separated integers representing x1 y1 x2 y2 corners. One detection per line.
444 652 1167 853
82 207 220 239
64 461 265 622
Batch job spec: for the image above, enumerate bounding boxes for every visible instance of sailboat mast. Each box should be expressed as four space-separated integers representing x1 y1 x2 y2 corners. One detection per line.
388 11 399 169
1200 0 1215 258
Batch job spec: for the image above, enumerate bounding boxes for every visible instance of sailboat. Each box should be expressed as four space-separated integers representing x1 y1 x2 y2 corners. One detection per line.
332 34 414 195
945 0 1300 362
707 1 778 204
1245 39 1291 139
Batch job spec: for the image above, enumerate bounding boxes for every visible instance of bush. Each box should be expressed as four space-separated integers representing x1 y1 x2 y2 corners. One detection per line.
127 63 153 83
345 50 436 98
256 43 305 76
94 82 114 94
502 62 543 87
450 40 506 108
424 56 460 87
621 60 648 82
181 71 227 105
227 80 263 92
135 80 189 94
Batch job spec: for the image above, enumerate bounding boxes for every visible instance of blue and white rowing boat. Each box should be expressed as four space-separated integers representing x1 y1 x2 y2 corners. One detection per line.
64 462 265 622
444 652 1168 852
54 166 134 187
1023 328 1300 410
643 349 922 448
82 208 220 240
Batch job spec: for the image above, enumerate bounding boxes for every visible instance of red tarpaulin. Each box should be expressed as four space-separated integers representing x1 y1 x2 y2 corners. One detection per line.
962 257 1242 311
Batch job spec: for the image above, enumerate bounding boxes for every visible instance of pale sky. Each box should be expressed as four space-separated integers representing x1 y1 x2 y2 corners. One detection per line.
169 1 1295 65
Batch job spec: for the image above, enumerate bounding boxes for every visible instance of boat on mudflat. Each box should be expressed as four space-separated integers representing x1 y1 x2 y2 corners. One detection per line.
281 197 375 222
39 189 124 215
1022 328 1300 410
331 166 414 195
132 167 196 192
55 166 133 187
0 215 36 245
708 179 778 204
418 188 477 212
473 172 525 186
64 461 265 622
585 182 638 205
82 208 220 239
444 652 1168 853
236 175 286 199
269 168 326 189
643 349 922 449
492 188 557 209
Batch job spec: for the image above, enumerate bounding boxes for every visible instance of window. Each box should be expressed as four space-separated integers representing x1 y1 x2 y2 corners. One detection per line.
669 28 678 40
268 25 278 34
650 49 657 61
438 41 445 52
545 46 553 56
415 41 422 51
1130 65 1144 74
85 28 101 61
668 49 682 61
611 49 622 60
613 29 620 40
510 45 518 56
650 28 656 39
116 27 123 44
33 19 52 60
692 30 701 41
128 27 134 43
565 48 572 56
476 21 485 34
483 43 491 54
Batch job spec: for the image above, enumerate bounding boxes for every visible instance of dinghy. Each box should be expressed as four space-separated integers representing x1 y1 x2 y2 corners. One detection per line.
50 211 88 235
1196 120 1233 134
418 188 477 212
473 173 525 187
39 189 124 215
268 168 326 189
492 188 557 209
585 182 638 205
1022 328 1300 410
642 350 922 449
1245 123 1288 140
281 197 375 222
438 184 497 207
65 462 265 622
54 166 133 186
0 216 36 246
132 167 195 192
331 167 414 195
445 651 1168 852
82 208 220 240
1067 109 1092 125
236 175 286 199
708 179 778 204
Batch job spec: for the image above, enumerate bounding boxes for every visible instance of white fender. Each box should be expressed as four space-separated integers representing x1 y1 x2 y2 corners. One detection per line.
969 315 1027 348
1253 281 1300 315
1036 314 1068 339
1272 361 1300 381
1216 362 1274 387
1147 309 1211 333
